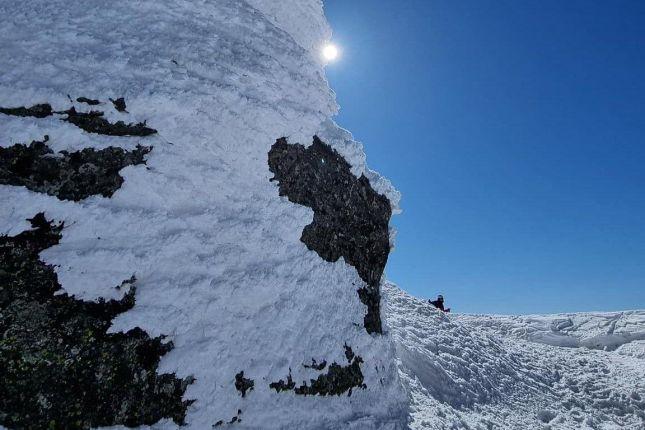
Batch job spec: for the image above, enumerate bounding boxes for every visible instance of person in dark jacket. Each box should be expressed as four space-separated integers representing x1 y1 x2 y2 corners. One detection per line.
429 295 450 312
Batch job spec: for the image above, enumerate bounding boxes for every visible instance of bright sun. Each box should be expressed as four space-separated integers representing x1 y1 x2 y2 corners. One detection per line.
322 44 339 61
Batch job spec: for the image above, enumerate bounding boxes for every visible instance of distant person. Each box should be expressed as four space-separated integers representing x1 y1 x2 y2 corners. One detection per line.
429 295 450 313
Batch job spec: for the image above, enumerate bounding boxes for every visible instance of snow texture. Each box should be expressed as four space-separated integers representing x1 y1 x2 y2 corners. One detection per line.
0 0 405 428
458 311 645 352
1 0 643 429
385 284 644 429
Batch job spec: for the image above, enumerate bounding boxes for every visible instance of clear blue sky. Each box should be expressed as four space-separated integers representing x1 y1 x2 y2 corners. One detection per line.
323 0 645 314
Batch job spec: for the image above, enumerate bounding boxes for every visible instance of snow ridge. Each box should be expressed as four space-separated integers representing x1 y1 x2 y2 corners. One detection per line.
458 311 645 352
385 283 645 429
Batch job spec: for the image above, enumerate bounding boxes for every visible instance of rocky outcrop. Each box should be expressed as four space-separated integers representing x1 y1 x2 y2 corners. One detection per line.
0 103 52 118
0 136 151 201
0 100 157 136
62 107 156 136
213 409 242 426
269 371 296 393
293 355 365 397
76 97 100 106
268 136 392 333
234 371 254 398
110 97 127 112
0 214 193 429
303 358 327 370
268 345 366 397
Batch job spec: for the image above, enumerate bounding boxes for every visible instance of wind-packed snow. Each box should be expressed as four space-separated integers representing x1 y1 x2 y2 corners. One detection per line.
245 0 331 55
0 0 406 428
1 1 643 429
458 311 645 352
385 283 645 429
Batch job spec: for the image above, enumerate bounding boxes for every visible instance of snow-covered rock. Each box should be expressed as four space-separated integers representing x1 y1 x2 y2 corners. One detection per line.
0 1 643 429
0 0 406 428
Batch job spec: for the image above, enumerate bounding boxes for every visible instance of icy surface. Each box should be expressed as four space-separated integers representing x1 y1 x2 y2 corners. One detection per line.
385 283 645 429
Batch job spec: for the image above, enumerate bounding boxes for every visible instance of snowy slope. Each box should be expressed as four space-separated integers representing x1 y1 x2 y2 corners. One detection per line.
457 310 645 353
385 284 645 429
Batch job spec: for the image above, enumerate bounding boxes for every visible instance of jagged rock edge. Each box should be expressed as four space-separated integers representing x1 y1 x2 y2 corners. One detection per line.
267 136 392 334
0 136 151 201
0 214 194 428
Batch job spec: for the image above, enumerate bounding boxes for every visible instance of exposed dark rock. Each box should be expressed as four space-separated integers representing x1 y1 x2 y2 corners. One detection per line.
357 286 382 334
268 136 392 333
63 107 156 136
269 348 365 397
294 356 365 397
234 371 254 398
344 343 355 362
0 214 193 429
76 97 100 106
0 101 156 136
303 358 327 371
213 410 242 427
0 136 151 201
110 97 127 112
0 103 52 118
269 370 296 393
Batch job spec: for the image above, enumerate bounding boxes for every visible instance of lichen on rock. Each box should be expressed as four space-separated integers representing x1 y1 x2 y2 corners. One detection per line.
268 136 392 333
0 214 193 430
0 136 151 201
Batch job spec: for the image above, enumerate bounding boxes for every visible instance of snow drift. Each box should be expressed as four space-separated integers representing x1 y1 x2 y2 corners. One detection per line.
385 284 644 429
0 1 643 429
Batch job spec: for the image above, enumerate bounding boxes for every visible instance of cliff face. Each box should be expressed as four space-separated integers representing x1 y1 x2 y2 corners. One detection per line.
268 136 392 334
0 215 193 429
0 1 407 428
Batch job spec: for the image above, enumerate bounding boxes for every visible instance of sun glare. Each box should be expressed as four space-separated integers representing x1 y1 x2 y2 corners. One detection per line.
322 44 339 62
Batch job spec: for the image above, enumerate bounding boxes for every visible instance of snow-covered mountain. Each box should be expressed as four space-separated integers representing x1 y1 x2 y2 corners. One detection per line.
386 285 644 429
0 1 643 429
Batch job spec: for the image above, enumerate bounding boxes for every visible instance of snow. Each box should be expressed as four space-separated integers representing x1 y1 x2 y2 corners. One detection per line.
245 0 332 55
1 1 643 429
457 311 645 352
385 283 645 429
0 0 406 428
